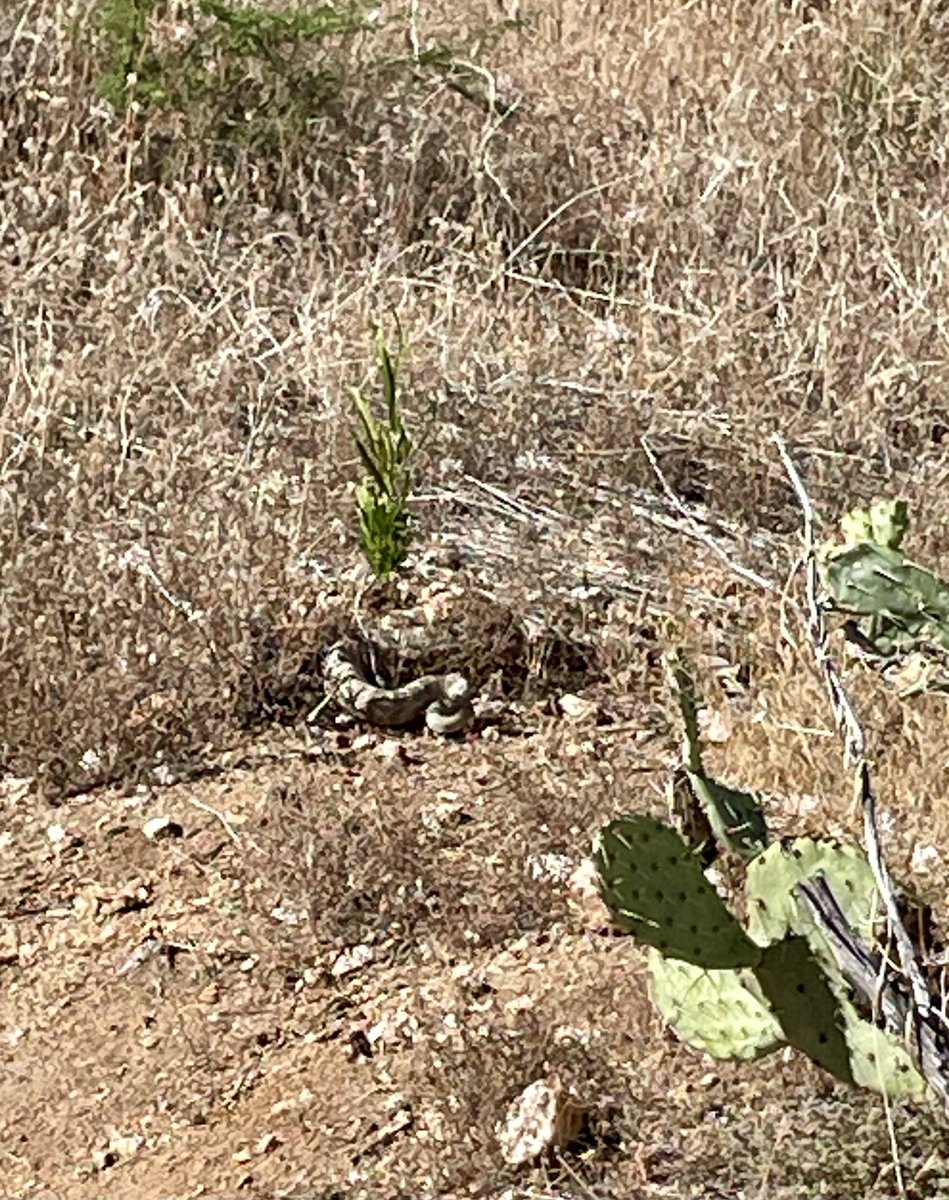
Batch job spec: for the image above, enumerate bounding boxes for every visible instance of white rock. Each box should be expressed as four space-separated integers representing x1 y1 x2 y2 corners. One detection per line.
558 693 598 722
497 1078 585 1166
374 738 403 760
911 844 940 874
142 816 183 841
0 776 31 803
526 852 575 883
330 943 375 978
698 707 731 743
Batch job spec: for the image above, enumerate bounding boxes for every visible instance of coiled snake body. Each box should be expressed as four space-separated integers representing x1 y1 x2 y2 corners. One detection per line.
322 641 475 735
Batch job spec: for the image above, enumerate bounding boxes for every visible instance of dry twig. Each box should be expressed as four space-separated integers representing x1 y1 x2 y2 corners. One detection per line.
774 434 948 1109
641 436 777 593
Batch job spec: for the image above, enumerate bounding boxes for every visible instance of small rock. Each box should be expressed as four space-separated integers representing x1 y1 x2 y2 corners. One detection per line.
330 943 375 978
567 858 605 929
525 852 575 883
110 1134 144 1160
0 775 31 803
72 892 100 921
231 1147 253 1164
558 693 598 722
912 844 940 874
142 816 183 841
254 1132 280 1155
568 857 600 900
198 982 220 1005
497 1078 586 1166
698 707 731 744
80 748 104 773
374 738 403 760
92 1133 144 1170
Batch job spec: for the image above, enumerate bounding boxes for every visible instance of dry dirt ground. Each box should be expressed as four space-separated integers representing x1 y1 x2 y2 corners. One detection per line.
5 717 949 1200
8 0 949 1195
7 571 949 1199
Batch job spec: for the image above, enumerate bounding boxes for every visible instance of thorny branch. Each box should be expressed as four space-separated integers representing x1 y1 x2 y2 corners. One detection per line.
774 434 949 1109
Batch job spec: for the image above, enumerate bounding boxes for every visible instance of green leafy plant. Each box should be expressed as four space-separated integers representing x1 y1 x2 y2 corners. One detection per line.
83 0 519 185
351 337 416 581
90 0 164 110
89 0 373 116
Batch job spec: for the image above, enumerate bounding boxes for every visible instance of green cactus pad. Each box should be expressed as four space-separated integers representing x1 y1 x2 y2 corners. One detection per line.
746 838 880 955
752 935 853 1084
665 648 770 863
838 499 909 552
843 1010 927 1098
684 769 770 862
746 839 928 1097
823 544 949 642
647 951 783 1061
821 499 949 672
595 815 761 969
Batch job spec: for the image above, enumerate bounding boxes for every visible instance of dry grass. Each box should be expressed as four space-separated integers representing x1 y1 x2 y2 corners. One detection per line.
6 0 949 1194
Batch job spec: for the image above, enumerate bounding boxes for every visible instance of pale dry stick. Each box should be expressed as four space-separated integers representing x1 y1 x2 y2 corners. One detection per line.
409 0 421 59
640 436 777 593
461 474 562 528
184 794 245 850
501 177 632 273
773 434 934 1063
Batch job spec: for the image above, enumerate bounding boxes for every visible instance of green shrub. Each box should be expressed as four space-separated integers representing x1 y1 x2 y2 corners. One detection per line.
82 0 518 184
88 0 372 151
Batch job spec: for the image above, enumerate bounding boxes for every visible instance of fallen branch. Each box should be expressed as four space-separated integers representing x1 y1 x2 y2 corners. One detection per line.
797 875 949 1112
774 434 939 1098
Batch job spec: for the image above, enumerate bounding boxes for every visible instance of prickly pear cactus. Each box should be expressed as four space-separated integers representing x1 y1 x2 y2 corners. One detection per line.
821 498 949 658
746 838 927 1098
596 815 929 1099
746 837 881 954
845 1016 928 1098
823 544 949 651
595 815 761 970
751 935 853 1084
647 952 782 1061
838 498 909 552
666 650 770 863
683 770 770 863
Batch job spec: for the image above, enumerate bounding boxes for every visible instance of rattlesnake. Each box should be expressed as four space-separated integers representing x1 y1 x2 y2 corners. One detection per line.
322 640 476 735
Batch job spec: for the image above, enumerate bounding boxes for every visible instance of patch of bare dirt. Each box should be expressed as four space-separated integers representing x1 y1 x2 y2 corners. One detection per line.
5 716 949 1198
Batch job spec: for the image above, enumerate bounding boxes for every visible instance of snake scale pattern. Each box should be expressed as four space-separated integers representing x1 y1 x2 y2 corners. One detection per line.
322 640 475 735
